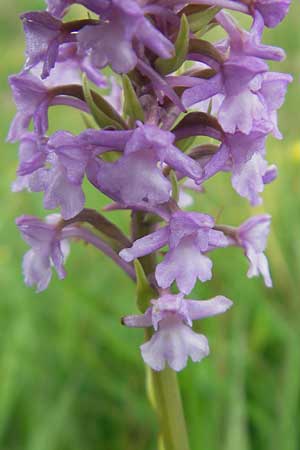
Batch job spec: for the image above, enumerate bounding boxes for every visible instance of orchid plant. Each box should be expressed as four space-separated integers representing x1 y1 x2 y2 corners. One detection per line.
9 1 292 448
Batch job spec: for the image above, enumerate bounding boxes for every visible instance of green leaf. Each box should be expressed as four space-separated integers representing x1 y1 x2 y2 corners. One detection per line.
155 14 189 75
80 112 96 129
207 98 213 115
170 170 179 203
122 74 144 123
82 74 125 129
176 136 197 152
134 260 156 313
188 6 220 34
195 21 218 38
146 365 157 411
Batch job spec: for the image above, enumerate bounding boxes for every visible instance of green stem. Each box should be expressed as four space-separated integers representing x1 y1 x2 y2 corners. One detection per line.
132 211 190 450
146 331 191 450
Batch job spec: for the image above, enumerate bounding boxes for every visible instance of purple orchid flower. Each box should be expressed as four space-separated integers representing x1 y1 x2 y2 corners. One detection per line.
181 12 291 135
50 43 107 87
217 11 285 61
87 153 173 208
13 131 96 219
7 73 51 142
236 214 272 287
86 124 202 209
40 130 96 219
43 128 149 218
9 0 291 378
11 132 48 193
182 57 268 134
194 122 278 204
46 0 110 18
15 132 48 177
21 11 75 79
28 42 108 89
232 153 277 205
7 70 89 142
253 0 291 28
16 214 69 292
200 123 269 179
123 293 233 371
39 158 86 221
78 0 174 73
191 0 290 28
21 10 109 83
257 71 293 138
120 211 228 294
216 69 292 136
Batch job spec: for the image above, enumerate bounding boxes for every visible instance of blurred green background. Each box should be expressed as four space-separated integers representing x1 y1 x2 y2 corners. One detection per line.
1 1 300 449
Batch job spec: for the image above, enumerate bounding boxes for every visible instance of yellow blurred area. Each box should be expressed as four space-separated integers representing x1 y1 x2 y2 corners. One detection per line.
291 140 300 162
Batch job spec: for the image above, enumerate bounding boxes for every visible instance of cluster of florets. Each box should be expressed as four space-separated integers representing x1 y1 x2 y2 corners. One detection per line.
9 0 291 371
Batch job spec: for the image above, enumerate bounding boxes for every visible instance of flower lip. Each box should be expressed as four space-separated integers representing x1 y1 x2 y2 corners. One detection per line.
123 293 233 370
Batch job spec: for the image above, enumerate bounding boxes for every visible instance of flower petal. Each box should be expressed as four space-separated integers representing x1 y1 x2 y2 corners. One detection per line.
156 238 212 294
141 322 209 371
186 296 233 321
119 227 169 262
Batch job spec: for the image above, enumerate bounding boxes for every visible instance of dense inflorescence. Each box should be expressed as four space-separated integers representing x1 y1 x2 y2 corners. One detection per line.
9 0 291 371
